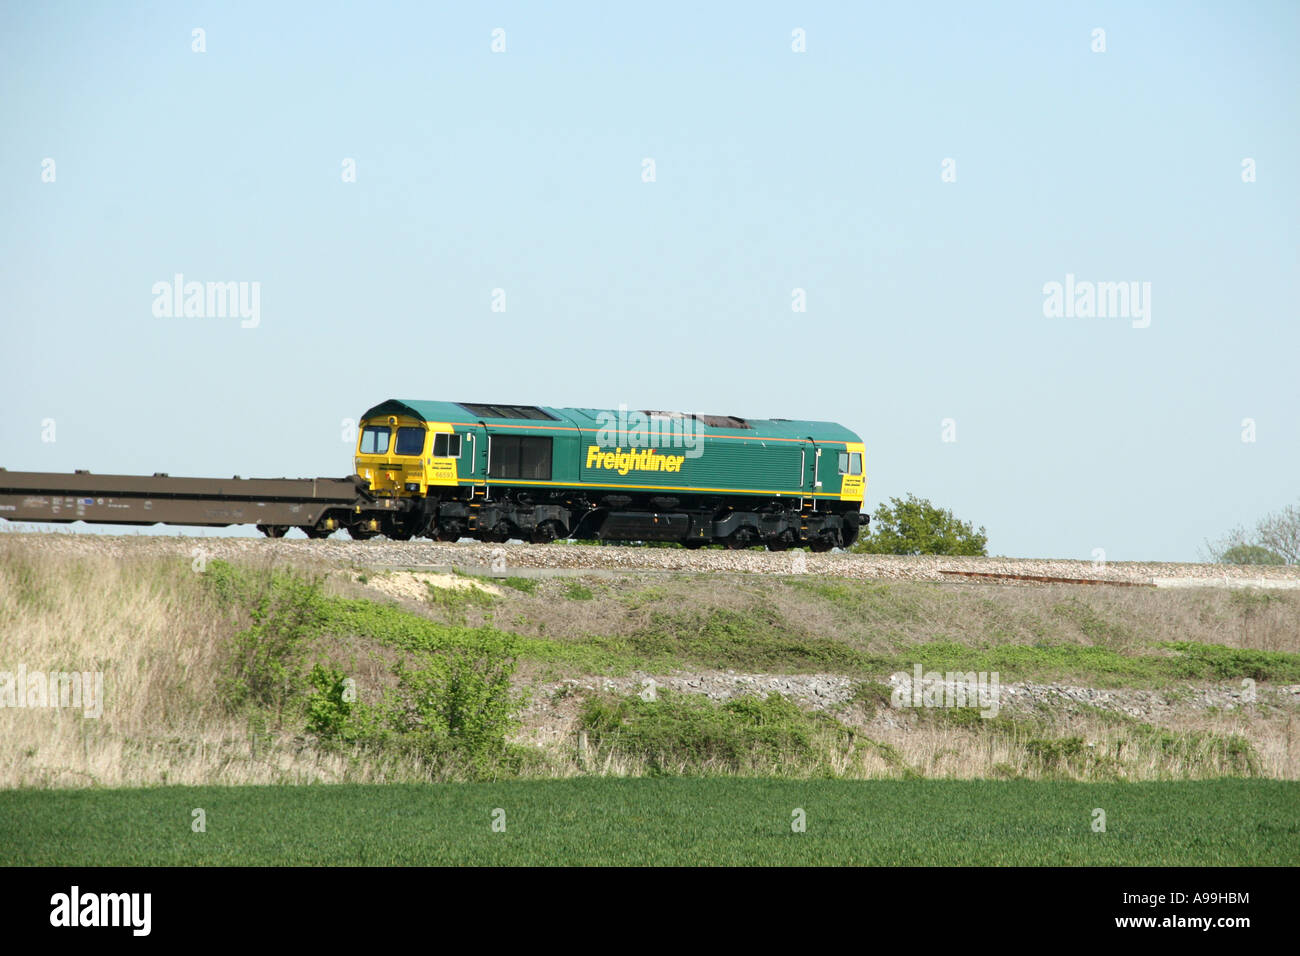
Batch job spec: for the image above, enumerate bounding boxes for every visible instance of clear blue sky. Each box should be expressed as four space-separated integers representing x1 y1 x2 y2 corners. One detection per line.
2 1 1296 559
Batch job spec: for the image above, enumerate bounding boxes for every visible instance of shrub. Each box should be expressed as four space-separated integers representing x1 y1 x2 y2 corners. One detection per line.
218 567 326 723
853 494 988 556
384 637 525 770
578 690 854 775
1220 544 1286 566
306 664 376 743
208 560 527 774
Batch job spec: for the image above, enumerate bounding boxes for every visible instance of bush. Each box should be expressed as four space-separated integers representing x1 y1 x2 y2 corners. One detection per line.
853 494 988 556
387 639 524 765
304 639 526 777
208 560 527 774
1220 544 1286 566
578 690 855 775
219 567 326 723
306 664 376 743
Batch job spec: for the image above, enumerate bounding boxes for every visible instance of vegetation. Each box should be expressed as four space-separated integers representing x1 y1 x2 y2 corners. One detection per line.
220 571 326 722
853 494 988 556
1205 499 1300 565
211 561 527 778
2 779 1295 865
574 690 1262 780
1220 544 1287 566
2 540 1297 790
424 581 495 616
563 581 595 600
578 691 857 776
497 576 538 594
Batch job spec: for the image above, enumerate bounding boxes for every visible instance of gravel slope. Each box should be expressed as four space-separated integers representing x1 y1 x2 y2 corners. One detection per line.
5 530 1299 587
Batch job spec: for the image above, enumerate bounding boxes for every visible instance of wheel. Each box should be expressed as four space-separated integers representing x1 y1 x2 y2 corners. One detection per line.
809 530 840 553
301 526 332 539
724 528 757 550
530 520 563 544
387 530 413 541
683 540 706 550
432 530 461 542
766 530 795 552
347 525 378 541
258 525 289 539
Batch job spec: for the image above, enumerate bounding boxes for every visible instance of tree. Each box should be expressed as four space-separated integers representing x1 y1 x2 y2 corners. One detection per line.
1219 544 1286 566
1255 503 1300 565
852 493 988 556
1203 501 1299 565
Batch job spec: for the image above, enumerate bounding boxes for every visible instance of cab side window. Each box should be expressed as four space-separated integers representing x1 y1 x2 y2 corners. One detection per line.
433 433 462 458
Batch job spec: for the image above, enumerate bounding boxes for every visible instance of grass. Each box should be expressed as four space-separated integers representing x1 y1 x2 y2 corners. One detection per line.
448 568 537 594
783 578 1299 656
563 581 594 600
1 778 1295 865
325 596 1300 684
424 582 495 615
497 576 538 594
409 573 1300 682
890 639 1300 685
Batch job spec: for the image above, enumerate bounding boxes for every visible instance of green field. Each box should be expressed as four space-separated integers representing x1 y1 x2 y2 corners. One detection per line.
2 779 1296 866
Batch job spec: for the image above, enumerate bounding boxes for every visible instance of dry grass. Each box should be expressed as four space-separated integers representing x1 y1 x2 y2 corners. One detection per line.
860 709 1289 781
376 570 1300 658
0 540 433 788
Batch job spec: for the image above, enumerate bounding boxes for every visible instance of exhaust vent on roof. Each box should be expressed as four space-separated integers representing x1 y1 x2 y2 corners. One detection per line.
642 411 750 429
459 403 556 421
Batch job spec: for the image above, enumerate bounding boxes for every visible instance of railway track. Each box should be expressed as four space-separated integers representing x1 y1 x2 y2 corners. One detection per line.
937 569 1155 588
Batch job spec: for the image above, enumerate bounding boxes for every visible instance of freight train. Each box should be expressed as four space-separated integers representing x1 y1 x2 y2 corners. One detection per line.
0 398 868 550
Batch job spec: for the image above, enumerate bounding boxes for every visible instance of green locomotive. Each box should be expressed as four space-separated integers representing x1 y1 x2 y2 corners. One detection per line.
351 399 868 551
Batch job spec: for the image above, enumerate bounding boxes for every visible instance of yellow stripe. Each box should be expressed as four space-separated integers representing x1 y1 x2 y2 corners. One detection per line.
457 478 840 498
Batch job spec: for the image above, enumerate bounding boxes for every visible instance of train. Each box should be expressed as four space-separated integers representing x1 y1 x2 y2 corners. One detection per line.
0 398 868 550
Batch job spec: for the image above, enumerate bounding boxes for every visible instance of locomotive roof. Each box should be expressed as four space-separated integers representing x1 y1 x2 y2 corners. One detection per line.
361 399 862 444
